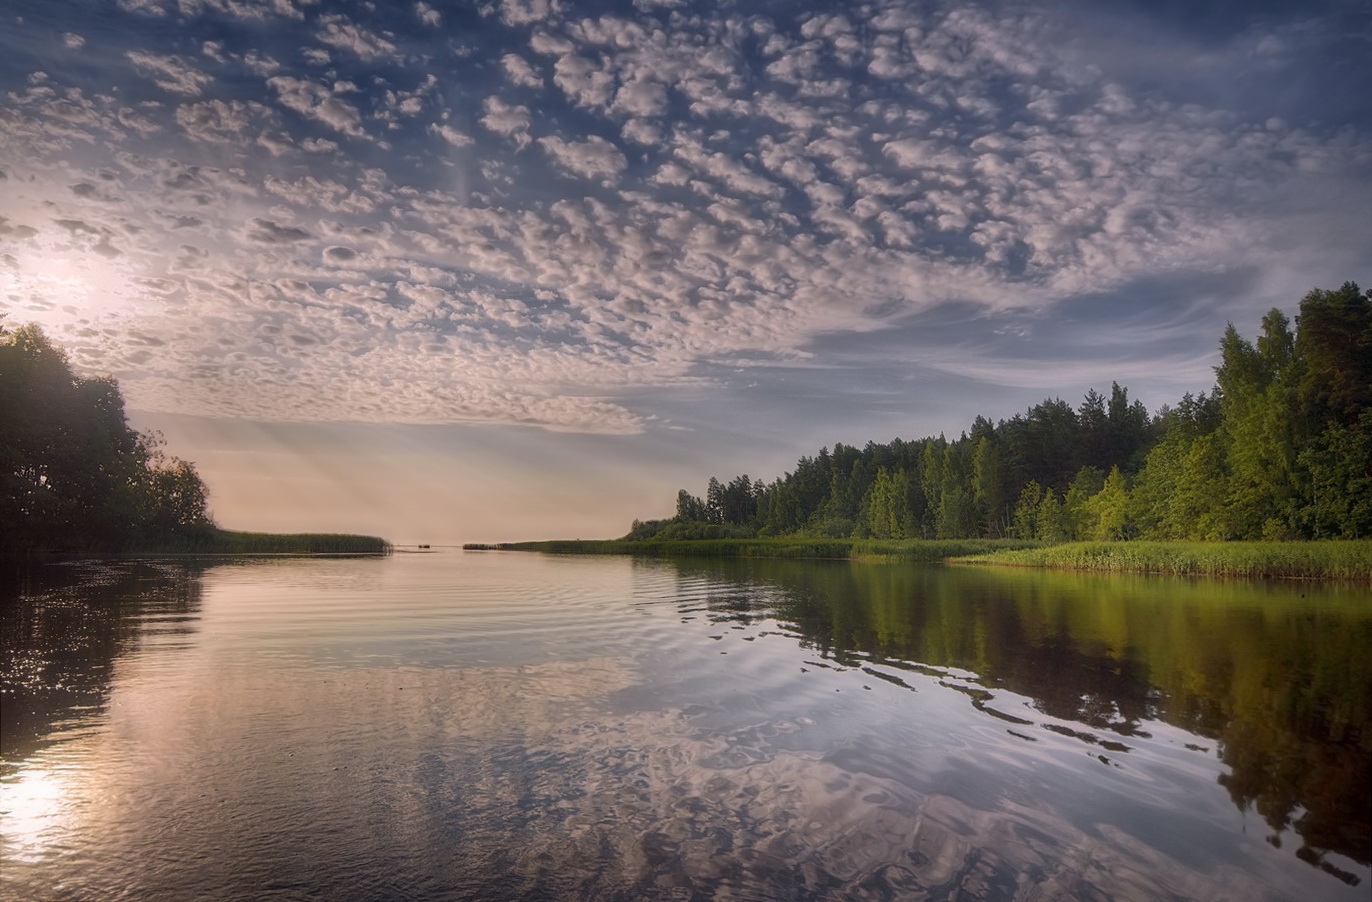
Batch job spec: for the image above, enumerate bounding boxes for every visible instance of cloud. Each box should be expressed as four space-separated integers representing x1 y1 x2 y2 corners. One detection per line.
126 50 214 96
264 175 377 213
315 14 398 61
480 97 533 147
4 0 1369 437
246 218 312 243
117 0 310 20
244 50 282 75
500 0 560 27
176 100 272 143
267 76 366 136
430 122 474 147
551 51 617 110
537 134 627 182
612 77 668 117
415 2 440 27
501 53 543 88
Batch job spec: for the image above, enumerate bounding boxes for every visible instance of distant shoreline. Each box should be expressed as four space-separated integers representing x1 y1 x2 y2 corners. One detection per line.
469 537 1036 563
469 537 1372 581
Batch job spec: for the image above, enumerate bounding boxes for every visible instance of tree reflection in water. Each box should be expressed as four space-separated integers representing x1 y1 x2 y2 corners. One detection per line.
676 558 1371 880
1 561 208 775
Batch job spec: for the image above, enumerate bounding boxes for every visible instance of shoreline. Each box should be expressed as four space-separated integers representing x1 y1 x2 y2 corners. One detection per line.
471 537 1372 581
471 537 1038 563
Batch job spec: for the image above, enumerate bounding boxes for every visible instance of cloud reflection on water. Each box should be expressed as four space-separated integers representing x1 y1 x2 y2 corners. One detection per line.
2 554 1368 900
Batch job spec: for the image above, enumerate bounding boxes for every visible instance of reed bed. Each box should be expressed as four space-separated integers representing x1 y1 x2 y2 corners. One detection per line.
954 540 1372 580
145 529 392 555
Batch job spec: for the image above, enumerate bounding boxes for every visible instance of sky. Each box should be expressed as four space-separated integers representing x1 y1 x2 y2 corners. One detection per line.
2 0 1369 543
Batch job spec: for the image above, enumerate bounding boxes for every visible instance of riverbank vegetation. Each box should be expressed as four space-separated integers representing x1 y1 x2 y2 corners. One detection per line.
622 283 1370 546
1 322 388 558
954 540 1372 581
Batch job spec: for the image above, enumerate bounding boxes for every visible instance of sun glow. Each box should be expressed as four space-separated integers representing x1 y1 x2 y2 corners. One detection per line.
2 252 142 326
0 762 73 864
0 197 154 338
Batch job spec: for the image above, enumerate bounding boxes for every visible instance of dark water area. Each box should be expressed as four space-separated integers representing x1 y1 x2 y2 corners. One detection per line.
1 553 1368 901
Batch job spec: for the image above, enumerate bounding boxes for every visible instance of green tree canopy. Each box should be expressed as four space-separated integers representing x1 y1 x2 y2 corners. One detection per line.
634 282 1369 544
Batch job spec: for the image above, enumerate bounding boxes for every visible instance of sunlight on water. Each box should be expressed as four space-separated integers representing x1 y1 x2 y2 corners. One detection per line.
2 553 1368 901
1 764 69 864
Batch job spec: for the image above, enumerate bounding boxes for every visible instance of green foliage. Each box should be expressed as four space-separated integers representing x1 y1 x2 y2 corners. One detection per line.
1011 481 1043 540
955 541 1372 581
651 520 757 540
1124 284 1370 541
623 518 673 540
674 489 708 522
1299 412 1372 538
1084 466 1132 540
1036 488 1067 542
971 436 1010 537
855 467 915 538
1296 281 1372 426
797 517 856 539
1062 466 1104 540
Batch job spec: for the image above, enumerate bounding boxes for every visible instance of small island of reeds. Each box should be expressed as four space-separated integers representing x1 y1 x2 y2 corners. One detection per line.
138 529 392 556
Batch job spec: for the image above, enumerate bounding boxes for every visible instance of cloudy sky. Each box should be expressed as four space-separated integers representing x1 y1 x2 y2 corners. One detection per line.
2 0 1369 542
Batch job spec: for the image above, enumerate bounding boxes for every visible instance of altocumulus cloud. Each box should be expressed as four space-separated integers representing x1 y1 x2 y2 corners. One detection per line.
1 0 1369 433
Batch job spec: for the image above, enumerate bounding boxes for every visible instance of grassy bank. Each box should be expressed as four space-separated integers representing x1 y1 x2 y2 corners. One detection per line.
477 537 1039 562
953 540 1372 580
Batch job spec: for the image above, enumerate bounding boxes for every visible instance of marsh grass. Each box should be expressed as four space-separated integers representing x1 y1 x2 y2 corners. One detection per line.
954 540 1372 580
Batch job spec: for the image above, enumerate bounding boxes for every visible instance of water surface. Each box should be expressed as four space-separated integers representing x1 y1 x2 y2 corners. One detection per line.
2 552 1368 901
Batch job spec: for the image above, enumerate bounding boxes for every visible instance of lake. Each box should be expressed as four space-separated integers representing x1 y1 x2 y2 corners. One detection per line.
1 551 1368 901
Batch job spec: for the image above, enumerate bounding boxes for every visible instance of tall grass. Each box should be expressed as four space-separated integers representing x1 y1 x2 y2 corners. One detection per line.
485 537 1038 562
132 529 392 556
953 540 1372 580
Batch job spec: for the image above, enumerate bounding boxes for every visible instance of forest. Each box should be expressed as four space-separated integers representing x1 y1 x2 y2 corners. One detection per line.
632 282 1371 543
1 321 215 555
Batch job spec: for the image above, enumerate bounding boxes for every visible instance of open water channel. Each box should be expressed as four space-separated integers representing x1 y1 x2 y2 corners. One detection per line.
1 551 1368 901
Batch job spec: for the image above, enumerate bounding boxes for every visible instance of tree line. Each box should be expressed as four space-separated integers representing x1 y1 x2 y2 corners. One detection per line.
1 322 214 555
630 282 1371 543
